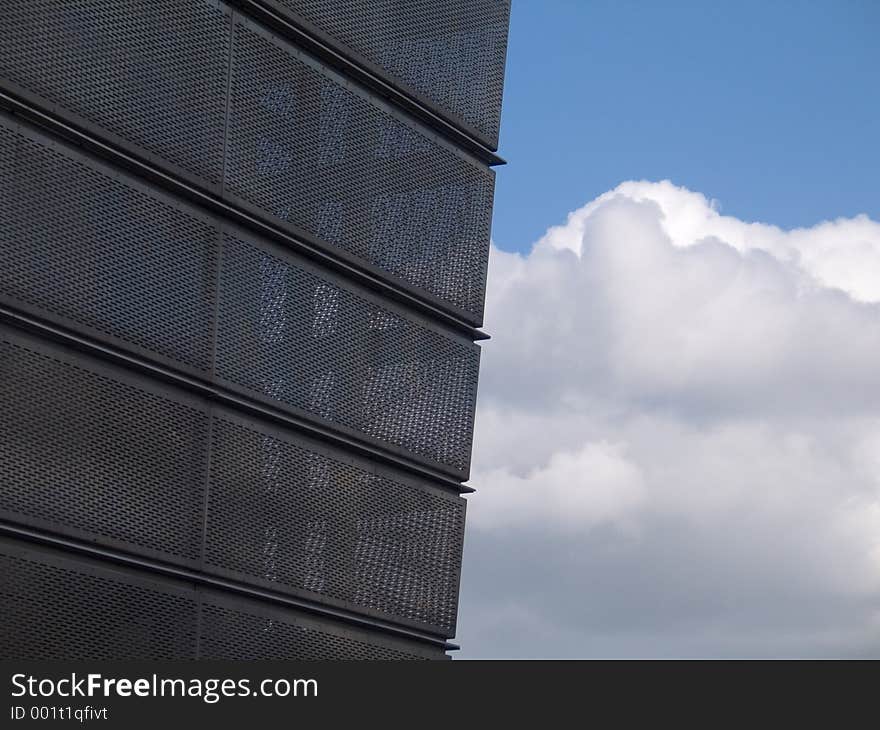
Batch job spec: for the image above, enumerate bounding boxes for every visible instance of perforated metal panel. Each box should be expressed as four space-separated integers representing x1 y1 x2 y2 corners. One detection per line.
0 544 198 660
0 328 208 564
207 413 465 634
199 602 436 660
0 326 465 635
225 17 494 319
216 232 480 474
266 0 511 147
0 114 479 476
0 117 218 375
0 1 498 322
0 540 444 659
0 0 505 656
0 0 231 185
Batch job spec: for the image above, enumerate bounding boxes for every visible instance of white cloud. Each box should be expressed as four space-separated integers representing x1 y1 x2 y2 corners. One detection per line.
459 181 880 658
538 180 880 303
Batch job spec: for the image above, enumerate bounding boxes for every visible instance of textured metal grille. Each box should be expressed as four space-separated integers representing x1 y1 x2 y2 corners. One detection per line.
0 2 497 320
0 550 198 660
0 115 479 475
0 115 479 474
0 542 442 659
0 0 231 185
199 604 432 660
216 232 480 473
270 0 510 146
225 19 494 318
0 332 208 563
0 0 504 655
207 415 465 633
0 119 218 374
0 328 465 634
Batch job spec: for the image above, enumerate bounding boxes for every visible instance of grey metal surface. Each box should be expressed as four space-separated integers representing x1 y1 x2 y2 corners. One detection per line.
0 331 208 565
216 230 480 475
225 15 494 319
0 536 445 659
0 0 510 659
264 0 511 149
0 116 219 376
0 113 480 478
0 0 495 323
207 410 466 634
0 0 232 187
0 324 466 637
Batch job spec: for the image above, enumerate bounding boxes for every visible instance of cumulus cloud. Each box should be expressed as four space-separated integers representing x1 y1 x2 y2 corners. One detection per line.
458 181 880 658
538 180 880 303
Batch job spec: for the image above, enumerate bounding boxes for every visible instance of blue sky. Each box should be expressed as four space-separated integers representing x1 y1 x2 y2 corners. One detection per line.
491 0 880 252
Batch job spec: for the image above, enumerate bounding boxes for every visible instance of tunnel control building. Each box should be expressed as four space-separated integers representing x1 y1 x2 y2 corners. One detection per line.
0 0 509 659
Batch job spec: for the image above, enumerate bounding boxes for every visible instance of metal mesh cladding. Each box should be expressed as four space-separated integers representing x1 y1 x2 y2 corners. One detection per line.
0 550 198 660
0 115 479 475
0 119 218 374
0 2 497 320
224 19 495 319
0 333 208 563
0 329 466 635
199 604 433 660
216 233 480 474
207 416 465 633
0 543 442 659
271 0 511 146
0 0 231 185
0 0 500 652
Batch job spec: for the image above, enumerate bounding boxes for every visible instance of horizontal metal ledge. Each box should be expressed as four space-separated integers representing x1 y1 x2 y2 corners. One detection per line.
0 306 477 496
228 0 506 165
0 90 492 343
0 520 458 652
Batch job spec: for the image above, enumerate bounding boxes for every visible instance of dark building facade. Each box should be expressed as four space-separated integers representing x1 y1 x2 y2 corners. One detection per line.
0 1 509 659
